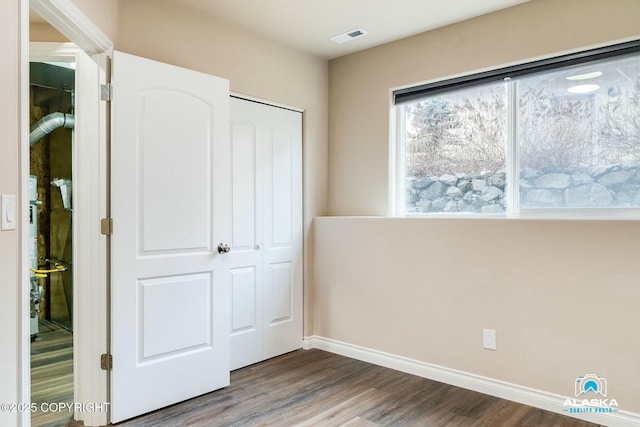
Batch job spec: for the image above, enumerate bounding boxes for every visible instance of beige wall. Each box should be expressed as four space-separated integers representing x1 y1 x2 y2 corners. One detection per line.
70 0 118 44
29 23 68 42
314 217 640 412
0 1 24 425
29 0 117 44
320 0 640 416
116 0 329 335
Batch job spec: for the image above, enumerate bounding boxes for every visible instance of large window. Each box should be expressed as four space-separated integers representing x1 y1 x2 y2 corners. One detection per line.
395 41 640 217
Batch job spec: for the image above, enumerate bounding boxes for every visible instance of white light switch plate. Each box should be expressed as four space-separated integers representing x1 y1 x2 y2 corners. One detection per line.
1 195 17 231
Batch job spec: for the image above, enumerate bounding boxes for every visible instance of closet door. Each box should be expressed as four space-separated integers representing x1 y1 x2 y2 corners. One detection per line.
229 97 302 370
228 99 264 369
261 104 303 360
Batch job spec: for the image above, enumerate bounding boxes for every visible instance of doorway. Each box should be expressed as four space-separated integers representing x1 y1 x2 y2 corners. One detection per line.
25 2 112 423
29 59 75 427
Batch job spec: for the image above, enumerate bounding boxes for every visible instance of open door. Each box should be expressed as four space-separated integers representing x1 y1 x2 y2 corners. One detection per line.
110 51 231 423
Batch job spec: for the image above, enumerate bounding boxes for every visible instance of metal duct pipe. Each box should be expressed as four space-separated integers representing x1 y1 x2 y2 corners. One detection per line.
29 112 75 146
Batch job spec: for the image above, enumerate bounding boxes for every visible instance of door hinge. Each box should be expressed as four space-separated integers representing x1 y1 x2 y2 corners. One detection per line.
100 217 113 235
100 353 112 371
100 83 113 101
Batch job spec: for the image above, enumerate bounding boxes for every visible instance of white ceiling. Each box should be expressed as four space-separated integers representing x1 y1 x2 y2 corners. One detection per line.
31 0 530 59
168 0 529 59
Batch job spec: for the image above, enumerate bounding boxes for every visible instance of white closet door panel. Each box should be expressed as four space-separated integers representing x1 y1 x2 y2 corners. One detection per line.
229 265 262 370
229 98 264 370
231 120 258 250
266 262 293 324
262 105 303 359
270 130 293 247
230 267 257 332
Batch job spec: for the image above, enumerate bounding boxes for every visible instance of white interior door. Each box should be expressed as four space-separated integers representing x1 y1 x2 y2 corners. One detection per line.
229 97 302 370
110 51 231 423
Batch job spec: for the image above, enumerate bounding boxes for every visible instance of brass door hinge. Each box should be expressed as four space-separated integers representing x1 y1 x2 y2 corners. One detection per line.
100 353 112 371
100 217 113 235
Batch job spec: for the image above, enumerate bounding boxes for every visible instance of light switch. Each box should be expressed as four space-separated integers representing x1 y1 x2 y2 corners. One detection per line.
1 195 17 231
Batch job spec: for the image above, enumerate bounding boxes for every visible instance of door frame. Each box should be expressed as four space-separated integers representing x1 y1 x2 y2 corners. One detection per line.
230 91 305 114
23 2 112 426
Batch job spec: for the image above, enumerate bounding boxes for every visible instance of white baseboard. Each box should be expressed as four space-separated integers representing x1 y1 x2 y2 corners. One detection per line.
302 336 640 427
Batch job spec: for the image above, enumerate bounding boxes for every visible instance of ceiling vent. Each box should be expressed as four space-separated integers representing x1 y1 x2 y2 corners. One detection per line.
330 28 368 44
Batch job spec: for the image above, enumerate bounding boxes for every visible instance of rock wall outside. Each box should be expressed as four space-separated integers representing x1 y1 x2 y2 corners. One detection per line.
407 164 640 213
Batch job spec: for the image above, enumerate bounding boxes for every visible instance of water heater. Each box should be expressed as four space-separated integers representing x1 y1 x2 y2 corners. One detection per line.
29 175 41 340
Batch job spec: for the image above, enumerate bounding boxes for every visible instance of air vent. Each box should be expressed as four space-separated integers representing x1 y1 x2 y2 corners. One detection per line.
330 28 368 44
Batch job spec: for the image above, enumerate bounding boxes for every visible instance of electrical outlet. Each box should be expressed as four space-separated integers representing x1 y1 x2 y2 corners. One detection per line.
483 328 496 351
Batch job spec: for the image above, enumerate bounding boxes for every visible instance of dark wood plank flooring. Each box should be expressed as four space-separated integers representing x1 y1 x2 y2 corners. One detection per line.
31 320 74 427
110 349 600 427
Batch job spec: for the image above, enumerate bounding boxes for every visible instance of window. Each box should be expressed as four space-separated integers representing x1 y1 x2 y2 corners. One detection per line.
403 82 507 214
395 41 640 217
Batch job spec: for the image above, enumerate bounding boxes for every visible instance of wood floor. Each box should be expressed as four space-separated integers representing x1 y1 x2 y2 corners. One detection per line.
107 349 599 427
31 320 74 427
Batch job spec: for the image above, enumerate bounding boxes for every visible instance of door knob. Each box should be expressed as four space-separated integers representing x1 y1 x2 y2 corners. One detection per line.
217 243 231 254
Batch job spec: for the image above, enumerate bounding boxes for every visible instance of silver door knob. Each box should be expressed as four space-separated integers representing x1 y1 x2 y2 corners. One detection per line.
217 243 231 254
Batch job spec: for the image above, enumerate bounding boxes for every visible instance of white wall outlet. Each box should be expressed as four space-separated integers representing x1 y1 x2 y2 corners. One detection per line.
483 328 496 351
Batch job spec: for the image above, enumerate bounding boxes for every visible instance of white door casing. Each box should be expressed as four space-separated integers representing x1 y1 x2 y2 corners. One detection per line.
28 42 110 427
229 97 303 370
71 47 110 427
110 51 231 423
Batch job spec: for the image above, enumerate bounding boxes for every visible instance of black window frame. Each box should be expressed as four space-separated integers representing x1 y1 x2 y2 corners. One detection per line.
394 40 640 105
